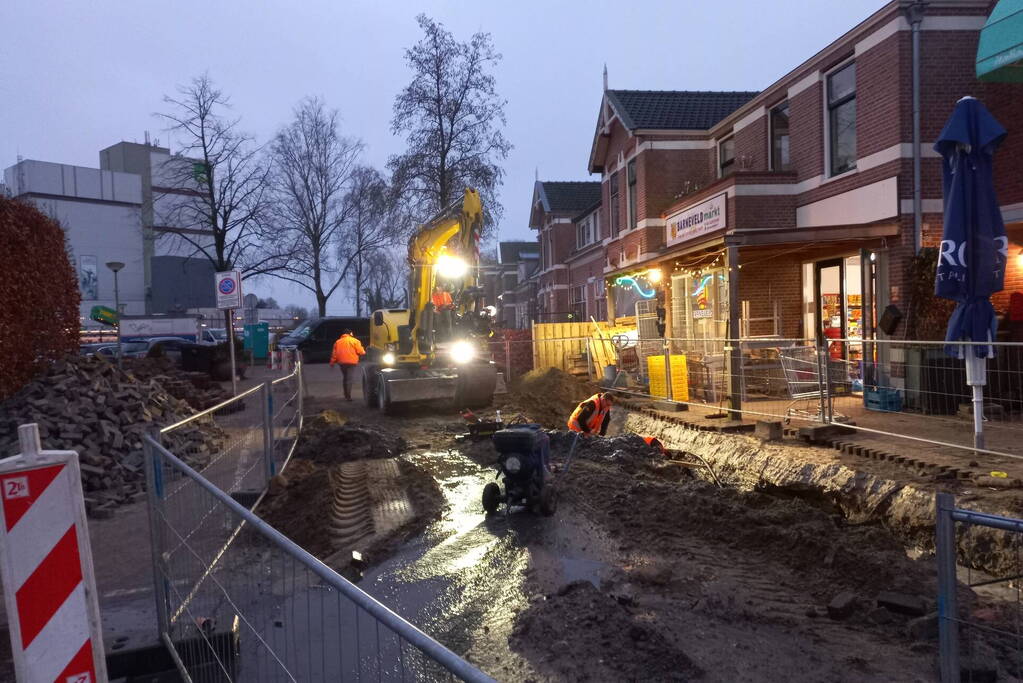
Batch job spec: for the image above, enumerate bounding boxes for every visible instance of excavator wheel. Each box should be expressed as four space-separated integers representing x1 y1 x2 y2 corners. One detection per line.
377 373 397 416
454 364 497 409
362 365 379 408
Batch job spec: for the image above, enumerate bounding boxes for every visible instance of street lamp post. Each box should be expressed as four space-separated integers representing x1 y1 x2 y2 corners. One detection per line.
105 261 125 367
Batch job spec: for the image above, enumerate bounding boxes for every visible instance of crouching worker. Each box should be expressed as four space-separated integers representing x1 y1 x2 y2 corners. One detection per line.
567 392 615 436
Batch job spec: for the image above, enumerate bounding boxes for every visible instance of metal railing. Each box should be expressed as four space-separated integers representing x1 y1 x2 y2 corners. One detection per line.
498 333 1023 459
160 383 270 497
270 363 303 474
936 492 1023 682
143 433 494 682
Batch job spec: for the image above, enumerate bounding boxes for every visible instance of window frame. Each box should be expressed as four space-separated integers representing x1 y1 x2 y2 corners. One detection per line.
626 159 637 230
576 214 591 249
769 101 791 171
570 284 587 321
825 61 857 177
609 171 621 237
717 136 735 178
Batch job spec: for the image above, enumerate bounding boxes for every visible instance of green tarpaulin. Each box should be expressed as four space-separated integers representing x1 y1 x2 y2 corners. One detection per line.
977 0 1023 82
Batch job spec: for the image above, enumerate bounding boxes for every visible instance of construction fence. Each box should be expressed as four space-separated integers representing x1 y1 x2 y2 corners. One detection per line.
936 492 1023 682
493 327 1023 461
145 360 494 682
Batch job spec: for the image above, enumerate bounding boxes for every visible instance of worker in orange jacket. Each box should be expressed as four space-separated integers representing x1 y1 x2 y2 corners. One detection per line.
329 329 366 401
432 285 454 341
567 392 615 436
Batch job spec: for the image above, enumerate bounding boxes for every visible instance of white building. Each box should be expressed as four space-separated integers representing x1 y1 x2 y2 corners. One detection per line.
3 159 147 327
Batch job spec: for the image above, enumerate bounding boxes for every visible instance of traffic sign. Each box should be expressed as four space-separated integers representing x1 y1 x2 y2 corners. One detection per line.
215 270 243 310
89 305 118 327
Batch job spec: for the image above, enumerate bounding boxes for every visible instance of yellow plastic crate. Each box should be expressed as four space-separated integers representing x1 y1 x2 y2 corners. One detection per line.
646 354 688 401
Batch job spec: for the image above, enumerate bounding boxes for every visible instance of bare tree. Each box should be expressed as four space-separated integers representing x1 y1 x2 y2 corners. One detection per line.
156 73 280 277
389 15 511 233
269 97 364 316
341 167 402 316
362 249 407 313
157 73 281 344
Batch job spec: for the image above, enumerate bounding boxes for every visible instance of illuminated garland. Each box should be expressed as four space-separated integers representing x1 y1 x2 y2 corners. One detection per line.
614 275 656 298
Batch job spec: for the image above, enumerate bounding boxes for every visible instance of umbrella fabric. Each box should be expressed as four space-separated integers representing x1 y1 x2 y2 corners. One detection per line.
933 96 1008 358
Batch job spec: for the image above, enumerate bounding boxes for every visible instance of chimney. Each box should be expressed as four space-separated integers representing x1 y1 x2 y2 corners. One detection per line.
603 64 608 92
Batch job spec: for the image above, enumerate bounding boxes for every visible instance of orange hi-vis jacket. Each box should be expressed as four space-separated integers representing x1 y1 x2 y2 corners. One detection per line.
567 393 612 433
330 334 366 365
432 290 453 309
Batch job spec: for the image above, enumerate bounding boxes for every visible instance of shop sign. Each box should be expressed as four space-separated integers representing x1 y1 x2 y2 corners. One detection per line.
666 193 727 247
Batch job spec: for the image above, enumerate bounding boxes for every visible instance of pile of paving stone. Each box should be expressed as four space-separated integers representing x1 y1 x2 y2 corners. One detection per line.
0 356 224 515
121 357 231 410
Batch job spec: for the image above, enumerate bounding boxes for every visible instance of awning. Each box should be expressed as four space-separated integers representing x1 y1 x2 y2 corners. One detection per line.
977 0 1023 82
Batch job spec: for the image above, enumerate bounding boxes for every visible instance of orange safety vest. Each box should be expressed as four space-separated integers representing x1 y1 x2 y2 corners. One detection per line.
568 394 612 433
432 290 452 309
330 334 365 365
642 436 667 455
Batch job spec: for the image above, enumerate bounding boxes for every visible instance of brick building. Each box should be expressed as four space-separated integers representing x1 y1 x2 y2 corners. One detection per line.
529 181 603 322
578 0 1023 364
479 241 539 328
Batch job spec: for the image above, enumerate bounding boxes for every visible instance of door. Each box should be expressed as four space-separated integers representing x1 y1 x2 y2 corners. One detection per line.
814 259 845 360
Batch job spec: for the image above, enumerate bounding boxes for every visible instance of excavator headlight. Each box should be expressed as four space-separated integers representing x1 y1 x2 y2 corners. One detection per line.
450 340 476 364
437 253 469 279
382 352 396 365
484 305 497 317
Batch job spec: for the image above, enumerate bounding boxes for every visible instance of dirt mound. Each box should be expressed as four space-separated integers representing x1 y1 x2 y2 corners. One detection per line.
565 460 934 602
260 413 442 571
293 421 404 463
548 430 662 466
259 460 335 557
511 580 702 681
502 368 596 428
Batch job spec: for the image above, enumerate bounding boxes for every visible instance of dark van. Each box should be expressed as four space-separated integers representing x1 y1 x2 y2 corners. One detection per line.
276 317 370 363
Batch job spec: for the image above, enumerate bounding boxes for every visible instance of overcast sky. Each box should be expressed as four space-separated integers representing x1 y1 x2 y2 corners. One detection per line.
1 0 884 313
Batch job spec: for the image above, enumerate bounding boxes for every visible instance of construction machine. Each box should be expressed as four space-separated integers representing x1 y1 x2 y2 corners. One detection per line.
362 188 498 414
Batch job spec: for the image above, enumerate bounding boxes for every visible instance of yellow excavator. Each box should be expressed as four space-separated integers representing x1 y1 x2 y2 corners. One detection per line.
362 188 498 414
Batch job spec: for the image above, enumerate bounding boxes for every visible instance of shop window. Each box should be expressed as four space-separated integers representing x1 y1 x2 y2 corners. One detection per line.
718 137 735 178
570 285 586 321
609 171 621 237
627 160 637 230
827 62 856 176
770 102 790 171
670 269 728 355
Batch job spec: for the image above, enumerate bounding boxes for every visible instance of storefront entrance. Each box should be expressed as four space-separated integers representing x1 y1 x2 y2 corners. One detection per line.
803 253 875 372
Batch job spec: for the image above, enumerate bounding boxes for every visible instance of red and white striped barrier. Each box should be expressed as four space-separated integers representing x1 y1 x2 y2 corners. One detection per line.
0 424 107 683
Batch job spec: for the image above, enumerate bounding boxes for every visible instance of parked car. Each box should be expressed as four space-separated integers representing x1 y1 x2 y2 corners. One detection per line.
115 337 192 361
276 317 370 363
80 343 117 357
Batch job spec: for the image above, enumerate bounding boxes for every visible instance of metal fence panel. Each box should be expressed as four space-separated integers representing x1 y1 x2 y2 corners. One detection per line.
144 434 493 682
935 492 1023 682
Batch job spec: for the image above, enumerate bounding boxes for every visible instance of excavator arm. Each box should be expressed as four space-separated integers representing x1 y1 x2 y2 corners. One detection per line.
406 188 485 360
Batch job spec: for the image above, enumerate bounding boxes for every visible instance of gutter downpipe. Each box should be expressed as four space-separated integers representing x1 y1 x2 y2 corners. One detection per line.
909 1 925 254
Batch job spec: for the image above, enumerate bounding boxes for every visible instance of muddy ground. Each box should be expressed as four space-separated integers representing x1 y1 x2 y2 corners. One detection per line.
260 368 1018 681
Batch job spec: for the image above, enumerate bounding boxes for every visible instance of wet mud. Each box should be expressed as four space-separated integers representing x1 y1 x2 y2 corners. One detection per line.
265 380 1021 680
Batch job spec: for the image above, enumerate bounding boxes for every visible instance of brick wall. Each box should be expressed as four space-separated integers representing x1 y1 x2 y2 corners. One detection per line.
737 251 804 338
733 117 768 172
640 148 713 220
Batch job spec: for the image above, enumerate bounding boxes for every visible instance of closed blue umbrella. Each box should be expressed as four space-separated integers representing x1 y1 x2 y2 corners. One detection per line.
933 96 1008 450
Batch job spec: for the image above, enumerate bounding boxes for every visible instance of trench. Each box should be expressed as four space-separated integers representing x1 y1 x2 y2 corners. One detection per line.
621 406 1023 578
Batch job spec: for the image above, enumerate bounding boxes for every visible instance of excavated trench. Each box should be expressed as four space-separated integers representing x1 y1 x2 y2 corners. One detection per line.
622 405 1023 578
